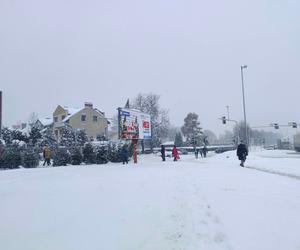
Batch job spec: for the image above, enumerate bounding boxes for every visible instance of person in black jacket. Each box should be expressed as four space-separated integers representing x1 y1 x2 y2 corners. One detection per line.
161 145 166 161
237 141 248 167
202 145 208 158
121 145 129 165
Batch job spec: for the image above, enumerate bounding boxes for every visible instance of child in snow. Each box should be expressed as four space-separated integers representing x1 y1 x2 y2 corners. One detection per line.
172 145 180 161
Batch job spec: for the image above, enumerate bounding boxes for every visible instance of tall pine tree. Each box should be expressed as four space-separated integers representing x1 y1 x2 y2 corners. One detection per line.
83 143 96 164
181 113 203 147
40 127 57 148
132 93 170 148
76 130 88 147
29 126 42 146
59 125 76 148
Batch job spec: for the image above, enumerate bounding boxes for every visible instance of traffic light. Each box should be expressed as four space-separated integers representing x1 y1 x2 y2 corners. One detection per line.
273 123 279 129
292 122 297 128
222 116 226 124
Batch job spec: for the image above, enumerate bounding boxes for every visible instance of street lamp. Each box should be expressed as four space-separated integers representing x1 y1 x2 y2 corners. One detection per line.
241 65 248 146
226 105 230 120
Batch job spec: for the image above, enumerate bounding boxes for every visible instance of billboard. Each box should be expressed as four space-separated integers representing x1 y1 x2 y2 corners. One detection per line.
118 108 151 140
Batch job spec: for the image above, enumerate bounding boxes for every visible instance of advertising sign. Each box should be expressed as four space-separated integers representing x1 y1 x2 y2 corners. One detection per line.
118 108 151 140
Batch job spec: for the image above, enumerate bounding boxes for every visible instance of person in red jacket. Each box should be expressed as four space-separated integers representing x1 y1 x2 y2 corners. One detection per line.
172 145 180 161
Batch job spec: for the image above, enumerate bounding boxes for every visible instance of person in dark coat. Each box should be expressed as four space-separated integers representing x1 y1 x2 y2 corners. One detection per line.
161 145 166 161
237 141 248 167
172 145 179 161
121 145 129 164
202 145 208 158
199 148 203 158
195 148 199 159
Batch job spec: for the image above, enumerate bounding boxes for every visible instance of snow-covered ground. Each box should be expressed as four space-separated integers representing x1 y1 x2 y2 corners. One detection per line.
1 149 300 250
246 148 300 179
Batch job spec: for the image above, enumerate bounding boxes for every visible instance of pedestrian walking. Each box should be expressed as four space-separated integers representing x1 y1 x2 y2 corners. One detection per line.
121 145 129 165
199 148 203 158
161 145 166 161
172 145 179 161
195 148 199 159
202 145 207 158
237 140 248 167
43 145 51 166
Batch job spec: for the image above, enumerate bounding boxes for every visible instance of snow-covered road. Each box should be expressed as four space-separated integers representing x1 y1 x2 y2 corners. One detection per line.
0 150 300 250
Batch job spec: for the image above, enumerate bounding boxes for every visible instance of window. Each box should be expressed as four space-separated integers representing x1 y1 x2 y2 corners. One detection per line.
62 115 65 120
93 116 98 122
81 115 86 122
54 117 58 122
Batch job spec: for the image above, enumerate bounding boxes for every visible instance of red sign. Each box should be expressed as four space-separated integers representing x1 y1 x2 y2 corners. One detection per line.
143 121 150 129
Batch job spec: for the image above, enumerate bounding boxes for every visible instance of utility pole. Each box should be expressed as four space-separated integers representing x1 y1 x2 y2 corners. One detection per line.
226 105 230 120
0 91 2 139
241 65 248 147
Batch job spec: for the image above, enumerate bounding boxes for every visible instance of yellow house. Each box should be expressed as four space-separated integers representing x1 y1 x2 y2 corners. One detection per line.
53 102 109 140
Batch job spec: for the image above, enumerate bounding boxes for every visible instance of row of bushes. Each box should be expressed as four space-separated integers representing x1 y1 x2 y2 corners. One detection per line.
53 145 109 166
0 142 133 169
53 143 134 166
0 147 39 169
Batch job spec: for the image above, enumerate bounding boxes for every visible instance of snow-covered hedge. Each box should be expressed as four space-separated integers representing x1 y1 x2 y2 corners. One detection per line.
0 140 133 169
0 145 39 169
70 147 83 165
0 148 22 169
23 150 40 168
52 147 70 167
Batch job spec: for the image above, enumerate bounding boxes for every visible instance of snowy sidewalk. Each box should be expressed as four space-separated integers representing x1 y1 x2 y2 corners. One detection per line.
0 151 300 250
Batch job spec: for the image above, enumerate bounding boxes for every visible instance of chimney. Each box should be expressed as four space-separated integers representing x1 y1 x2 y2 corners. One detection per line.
84 102 93 109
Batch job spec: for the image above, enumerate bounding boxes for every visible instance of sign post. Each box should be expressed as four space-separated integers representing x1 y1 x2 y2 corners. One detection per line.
0 91 2 139
132 138 138 164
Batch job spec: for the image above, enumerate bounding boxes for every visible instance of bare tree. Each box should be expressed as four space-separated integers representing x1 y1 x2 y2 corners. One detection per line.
132 93 170 148
167 126 180 142
218 130 234 145
203 130 218 145
233 121 251 143
107 114 119 140
27 112 39 127
174 132 184 147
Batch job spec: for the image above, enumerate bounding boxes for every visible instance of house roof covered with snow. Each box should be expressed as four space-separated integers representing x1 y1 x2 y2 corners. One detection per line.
39 118 53 127
58 104 108 124
61 106 82 123
19 124 31 136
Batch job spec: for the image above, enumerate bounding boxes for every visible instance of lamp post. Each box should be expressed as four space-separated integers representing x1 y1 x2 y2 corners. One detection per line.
226 105 230 120
241 65 248 146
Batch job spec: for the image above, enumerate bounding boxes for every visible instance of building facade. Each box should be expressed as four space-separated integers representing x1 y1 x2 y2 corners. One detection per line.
53 102 109 141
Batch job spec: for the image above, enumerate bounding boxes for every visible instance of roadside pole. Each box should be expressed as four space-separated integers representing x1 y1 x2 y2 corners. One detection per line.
132 139 137 164
0 91 2 139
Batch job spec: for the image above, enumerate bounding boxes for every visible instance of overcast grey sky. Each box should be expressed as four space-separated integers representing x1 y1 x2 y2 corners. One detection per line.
0 0 299 135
